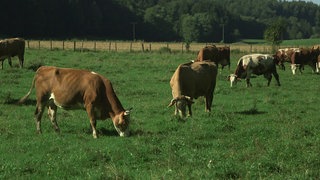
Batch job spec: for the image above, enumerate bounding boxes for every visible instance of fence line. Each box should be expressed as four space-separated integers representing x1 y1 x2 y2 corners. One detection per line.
26 40 286 53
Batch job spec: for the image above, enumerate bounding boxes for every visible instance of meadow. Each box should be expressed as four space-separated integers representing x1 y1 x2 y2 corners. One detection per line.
0 48 319 179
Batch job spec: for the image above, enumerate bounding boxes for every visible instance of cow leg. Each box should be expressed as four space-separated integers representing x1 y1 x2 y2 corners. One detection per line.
47 102 60 133
245 78 252 87
7 57 12 67
18 54 24 68
299 64 304 74
205 95 213 112
291 64 297 75
273 72 281 86
205 84 215 112
264 73 272 86
34 103 45 134
85 103 98 138
187 103 192 117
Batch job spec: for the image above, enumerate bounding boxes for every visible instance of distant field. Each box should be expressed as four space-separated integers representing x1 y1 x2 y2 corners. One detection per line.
25 38 320 53
0 49 319 179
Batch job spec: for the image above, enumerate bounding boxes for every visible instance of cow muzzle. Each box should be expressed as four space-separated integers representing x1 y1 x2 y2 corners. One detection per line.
228 74 239 87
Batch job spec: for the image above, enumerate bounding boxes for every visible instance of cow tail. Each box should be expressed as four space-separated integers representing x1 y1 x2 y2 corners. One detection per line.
18 76 36 104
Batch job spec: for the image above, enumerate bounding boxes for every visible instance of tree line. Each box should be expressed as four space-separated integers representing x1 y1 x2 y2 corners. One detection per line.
0 0 319 43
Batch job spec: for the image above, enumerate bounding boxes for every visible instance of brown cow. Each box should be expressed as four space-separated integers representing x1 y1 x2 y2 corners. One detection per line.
18 66 131 138
168 61 218 119
195 45 230 70
0 38 25 69
290 48 318 75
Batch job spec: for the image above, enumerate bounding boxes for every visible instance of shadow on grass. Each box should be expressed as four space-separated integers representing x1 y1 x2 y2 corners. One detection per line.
235 108 267 115
4 98 37 106
83 127 119 137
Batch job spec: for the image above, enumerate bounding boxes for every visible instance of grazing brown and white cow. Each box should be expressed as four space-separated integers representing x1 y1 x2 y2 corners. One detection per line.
228 54 281 87
0 38 25 69
195 45 230 70
313 46 320 73
168 61 218 119
290 48 318 75
275 47 300 70
18 66 131 138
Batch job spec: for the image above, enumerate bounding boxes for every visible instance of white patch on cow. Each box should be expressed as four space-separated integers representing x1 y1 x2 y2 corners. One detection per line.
229 74 237 87
317 62 320 73
291 64 297 75
91 71 97 75
49 93 63 108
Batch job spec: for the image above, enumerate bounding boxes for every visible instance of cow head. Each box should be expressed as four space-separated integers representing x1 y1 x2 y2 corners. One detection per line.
228 74 241 87
273 54 285 70
113 109 131 137
168 96 194 119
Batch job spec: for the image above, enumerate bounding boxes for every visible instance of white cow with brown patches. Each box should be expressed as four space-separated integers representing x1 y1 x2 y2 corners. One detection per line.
19 66 131 138
228 54 281 87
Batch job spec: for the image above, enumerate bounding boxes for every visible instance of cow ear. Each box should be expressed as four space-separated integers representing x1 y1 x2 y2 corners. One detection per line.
124 108 132 115
168 99 176 107
185 96 194 104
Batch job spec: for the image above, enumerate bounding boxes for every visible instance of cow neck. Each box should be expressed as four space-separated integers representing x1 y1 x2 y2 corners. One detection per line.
105 80 125 119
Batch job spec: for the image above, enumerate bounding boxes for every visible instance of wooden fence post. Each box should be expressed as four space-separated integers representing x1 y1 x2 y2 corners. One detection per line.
73 41 76 51
27 41 30 49
141 42 144 52
50 40 53 50
149 43 151 51
62 41 65 50
108 42 111 51
181 43 184 53
38 41 40 49
94 41 96 51
81 40 84 52
130 42 132 52
115 42 117 52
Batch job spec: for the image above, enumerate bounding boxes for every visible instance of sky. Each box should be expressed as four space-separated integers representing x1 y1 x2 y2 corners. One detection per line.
288 0 320 4
306 0 320 4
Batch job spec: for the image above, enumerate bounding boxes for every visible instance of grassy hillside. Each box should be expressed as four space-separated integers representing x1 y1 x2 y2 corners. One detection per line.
0 49 319 179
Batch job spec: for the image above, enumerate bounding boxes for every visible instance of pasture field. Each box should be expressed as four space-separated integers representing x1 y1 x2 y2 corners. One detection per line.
0 49 319 179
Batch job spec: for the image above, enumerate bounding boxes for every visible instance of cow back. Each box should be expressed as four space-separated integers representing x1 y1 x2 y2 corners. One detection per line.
171 61 217 99
0 38 25 57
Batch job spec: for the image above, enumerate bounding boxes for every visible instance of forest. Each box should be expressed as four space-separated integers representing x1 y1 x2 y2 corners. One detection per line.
1 0 320 43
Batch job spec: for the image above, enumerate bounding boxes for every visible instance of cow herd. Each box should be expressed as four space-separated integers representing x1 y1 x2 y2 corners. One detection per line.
168 45 320 119
1 37 319 138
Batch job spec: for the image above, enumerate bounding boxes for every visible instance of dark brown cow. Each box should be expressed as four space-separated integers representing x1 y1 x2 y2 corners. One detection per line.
18 66 131 138
196 45 230 70
168 61 218 119
290 48 318 75
0 38 25 69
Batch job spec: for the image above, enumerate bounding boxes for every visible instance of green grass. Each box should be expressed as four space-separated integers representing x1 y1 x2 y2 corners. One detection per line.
0 49 319 179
